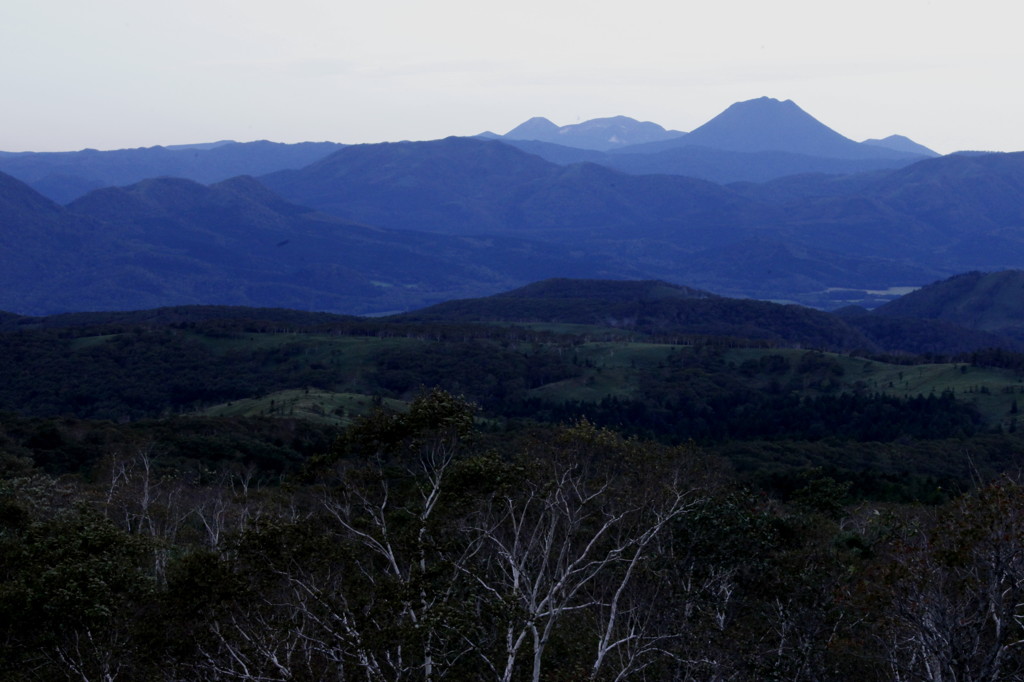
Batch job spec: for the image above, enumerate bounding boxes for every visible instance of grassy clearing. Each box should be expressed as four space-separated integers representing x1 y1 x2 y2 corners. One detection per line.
502 322 640 338
68 334 119 350
724 348 1024 428
195 337 1024 432
201 389 407 426
529 342 684 402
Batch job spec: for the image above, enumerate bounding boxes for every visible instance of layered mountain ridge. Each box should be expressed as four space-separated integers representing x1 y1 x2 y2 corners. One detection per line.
0 96 1019 317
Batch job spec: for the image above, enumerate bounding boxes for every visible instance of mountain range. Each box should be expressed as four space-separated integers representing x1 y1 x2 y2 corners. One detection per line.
494 114 686 150
491 97 938 183
1 97 937 203
2 170 647 316
1 96 1021 317
0 140 346 204
261 136 1024 304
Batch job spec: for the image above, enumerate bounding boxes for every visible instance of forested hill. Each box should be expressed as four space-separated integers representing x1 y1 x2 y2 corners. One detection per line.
392 277 1021 353
873 270 1024 337
3 275 1023 355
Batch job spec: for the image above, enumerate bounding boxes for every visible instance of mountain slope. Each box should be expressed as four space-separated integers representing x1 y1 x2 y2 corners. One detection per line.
0 172 116 308
872 270 1024 336
777 152 1024 266
0 173 636 315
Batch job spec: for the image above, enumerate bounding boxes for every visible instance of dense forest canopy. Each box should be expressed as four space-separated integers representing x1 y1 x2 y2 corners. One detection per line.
3 302 1024 679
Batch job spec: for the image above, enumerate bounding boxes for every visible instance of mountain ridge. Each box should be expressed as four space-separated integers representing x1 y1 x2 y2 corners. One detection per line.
502 115 685 151
0 140 346 203
649 97 926 160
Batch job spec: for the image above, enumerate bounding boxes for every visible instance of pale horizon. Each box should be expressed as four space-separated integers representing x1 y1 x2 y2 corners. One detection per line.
3 0 1021 155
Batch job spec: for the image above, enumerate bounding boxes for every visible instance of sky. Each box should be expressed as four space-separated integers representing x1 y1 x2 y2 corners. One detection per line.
2 0 1022 155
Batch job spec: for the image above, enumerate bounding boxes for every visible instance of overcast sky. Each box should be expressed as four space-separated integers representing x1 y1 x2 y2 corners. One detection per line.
2 0 1021 154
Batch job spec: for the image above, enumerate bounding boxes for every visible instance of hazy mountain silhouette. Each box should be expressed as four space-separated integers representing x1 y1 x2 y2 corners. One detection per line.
503 117 561 140
499 138 923 183
615 97 927 161
6 106 1024 317
497 99 932 182
1 97 937 200
502 115 685 151
0 140 346 204
862 135 939 157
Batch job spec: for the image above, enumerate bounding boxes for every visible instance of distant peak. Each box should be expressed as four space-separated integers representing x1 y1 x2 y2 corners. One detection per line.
861 134 939 157
729 96 801 111
681 96 910 159
504 117 560 138
502 115 684 151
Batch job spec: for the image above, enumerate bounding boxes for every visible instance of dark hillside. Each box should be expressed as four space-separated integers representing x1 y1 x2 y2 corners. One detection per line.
872 270 1024 337
17 176 631 315
394 278 875 351
840 311 1023 354
0 172 119 310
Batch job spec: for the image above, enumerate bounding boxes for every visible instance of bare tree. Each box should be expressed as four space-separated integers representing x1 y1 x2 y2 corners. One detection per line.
460 425 705 682
860 480 1024 681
